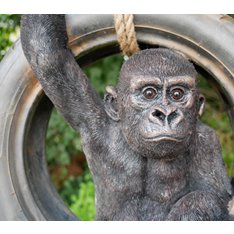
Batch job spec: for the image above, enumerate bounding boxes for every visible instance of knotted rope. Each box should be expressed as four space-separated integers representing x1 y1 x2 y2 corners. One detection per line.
114 14 140 58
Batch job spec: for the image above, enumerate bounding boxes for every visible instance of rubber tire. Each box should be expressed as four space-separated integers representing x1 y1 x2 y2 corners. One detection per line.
0 14 233 220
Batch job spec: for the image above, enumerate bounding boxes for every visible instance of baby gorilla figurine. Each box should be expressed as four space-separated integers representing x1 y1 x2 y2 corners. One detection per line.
21 15 233 220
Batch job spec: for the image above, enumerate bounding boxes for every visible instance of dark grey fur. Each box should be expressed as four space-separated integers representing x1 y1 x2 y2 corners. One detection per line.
21 15 232 221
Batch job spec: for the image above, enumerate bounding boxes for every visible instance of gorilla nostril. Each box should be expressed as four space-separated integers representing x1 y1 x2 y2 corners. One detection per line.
152 109 166 122
168 111 178 124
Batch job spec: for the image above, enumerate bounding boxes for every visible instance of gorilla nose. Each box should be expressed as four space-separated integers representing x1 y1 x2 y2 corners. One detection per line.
151 107 179 125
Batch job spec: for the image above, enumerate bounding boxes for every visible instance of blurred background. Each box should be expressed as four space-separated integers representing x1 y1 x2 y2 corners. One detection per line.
0 14 233 220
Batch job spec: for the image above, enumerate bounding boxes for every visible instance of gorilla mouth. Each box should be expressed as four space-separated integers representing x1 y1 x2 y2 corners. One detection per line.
144 135 184 142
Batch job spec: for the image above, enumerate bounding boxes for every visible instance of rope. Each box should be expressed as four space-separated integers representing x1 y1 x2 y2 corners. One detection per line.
114 14 140 58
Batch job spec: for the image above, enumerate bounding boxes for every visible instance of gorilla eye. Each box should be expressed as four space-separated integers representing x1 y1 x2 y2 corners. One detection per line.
142 87 157 100
170 88 184 101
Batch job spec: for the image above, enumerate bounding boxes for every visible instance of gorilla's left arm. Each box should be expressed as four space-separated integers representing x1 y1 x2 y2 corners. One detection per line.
167 123 232 221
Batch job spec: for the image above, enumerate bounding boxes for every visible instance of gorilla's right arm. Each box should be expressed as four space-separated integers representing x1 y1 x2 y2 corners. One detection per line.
21 15 108 134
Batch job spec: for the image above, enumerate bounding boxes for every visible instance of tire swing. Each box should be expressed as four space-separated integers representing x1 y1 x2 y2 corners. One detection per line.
0 14 233 220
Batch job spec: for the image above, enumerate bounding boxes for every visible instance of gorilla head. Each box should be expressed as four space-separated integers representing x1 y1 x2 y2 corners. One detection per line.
105 48 205 159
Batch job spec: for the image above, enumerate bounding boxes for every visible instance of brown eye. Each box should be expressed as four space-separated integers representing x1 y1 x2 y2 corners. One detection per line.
143 87 157 100
170 88 184 101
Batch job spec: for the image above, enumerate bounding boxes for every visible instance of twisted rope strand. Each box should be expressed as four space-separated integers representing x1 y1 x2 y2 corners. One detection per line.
114 14 140 57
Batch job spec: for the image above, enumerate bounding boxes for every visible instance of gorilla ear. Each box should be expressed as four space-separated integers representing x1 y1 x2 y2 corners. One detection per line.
198 94 205 117
104 86 120 121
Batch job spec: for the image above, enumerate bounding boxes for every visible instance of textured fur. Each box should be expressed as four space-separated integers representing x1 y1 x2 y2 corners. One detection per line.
21 14 232 221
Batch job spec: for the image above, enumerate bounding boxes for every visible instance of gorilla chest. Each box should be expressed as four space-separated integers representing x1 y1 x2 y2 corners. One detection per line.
144 158 189 203
95 149 188 204
95 153 189 220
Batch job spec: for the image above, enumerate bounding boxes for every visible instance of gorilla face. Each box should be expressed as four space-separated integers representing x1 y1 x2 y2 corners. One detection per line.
105 48 205 159
118 74 204 159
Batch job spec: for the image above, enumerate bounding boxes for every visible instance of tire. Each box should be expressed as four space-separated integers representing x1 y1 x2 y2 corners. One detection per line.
0 14 233 220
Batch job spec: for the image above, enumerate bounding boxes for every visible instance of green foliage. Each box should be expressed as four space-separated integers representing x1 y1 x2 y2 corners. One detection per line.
46 109 82 166
69 170 96 221
84 54 123 97
199 76 234 176
57 165 96 220
0 14 20 61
